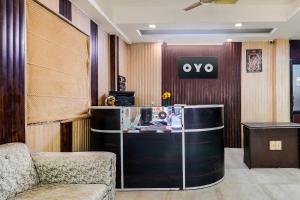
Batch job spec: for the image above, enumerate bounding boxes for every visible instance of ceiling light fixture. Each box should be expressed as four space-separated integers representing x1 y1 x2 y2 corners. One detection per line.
149 24 156 29
235 23 243 27
227 38 233 42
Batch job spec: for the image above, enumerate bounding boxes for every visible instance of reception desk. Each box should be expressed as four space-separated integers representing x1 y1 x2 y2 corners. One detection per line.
91 105 224 190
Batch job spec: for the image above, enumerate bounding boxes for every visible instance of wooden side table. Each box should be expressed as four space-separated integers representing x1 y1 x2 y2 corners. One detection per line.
242 123 300 168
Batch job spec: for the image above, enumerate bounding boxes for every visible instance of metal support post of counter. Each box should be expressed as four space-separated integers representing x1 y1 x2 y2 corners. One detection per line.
90 105 225 191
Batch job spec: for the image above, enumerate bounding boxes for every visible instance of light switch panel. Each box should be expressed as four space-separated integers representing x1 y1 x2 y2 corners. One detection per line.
269 140 282 151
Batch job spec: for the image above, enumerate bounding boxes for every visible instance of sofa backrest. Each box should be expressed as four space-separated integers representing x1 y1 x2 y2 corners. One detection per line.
0 143 39 200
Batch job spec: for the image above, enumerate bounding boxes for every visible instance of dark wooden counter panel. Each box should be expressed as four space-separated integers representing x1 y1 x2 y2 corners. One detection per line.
91 108 121 130
123 132 182 188
90 105 225 190
184 106 224 130
185 129 224 187
91 131 122 188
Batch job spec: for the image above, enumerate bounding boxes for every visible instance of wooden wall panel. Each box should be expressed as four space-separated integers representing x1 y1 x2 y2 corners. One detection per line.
162 43 241 147
127 43 162 106
26 117 90 152
274 39 290 122
26 123 61 152
60 121 72 152
0 0 26 145
110 35 119 91
59 0 72 21
72 117 90 151
91 20 98 106
241 42 275 123
98 29 110 105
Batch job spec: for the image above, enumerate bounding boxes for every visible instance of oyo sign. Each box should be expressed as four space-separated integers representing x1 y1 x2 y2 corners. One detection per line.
178 57 218 79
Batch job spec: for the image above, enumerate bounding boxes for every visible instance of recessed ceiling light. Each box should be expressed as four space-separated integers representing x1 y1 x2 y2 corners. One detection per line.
227 38 233 42
235 23 243 27
149 24 156 29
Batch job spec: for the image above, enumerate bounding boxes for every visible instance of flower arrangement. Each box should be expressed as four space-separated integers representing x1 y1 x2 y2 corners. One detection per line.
162 91 172 107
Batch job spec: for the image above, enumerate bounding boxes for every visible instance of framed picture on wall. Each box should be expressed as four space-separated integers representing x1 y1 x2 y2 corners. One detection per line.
246 49 262 73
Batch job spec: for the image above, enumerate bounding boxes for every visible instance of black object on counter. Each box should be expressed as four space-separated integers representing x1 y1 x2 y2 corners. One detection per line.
140 108 153 126
109 91 135 106
118 75 126 91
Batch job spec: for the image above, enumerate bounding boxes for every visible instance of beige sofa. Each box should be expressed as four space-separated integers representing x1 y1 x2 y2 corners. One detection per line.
0 143 116 200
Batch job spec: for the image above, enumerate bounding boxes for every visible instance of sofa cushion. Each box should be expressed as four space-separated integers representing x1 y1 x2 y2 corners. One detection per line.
9 184 108 200
31 152 115 186
0 143 39 200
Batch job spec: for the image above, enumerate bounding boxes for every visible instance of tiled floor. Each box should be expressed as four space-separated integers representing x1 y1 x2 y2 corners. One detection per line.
116 148 300 200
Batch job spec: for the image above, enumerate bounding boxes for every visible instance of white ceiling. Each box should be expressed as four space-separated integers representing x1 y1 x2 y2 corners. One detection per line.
71 0 300 44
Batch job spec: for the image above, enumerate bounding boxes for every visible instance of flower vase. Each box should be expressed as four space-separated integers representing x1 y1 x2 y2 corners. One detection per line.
162 99 170 107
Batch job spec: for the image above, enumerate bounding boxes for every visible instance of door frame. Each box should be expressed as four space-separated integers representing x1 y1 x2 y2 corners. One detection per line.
290 59 300 122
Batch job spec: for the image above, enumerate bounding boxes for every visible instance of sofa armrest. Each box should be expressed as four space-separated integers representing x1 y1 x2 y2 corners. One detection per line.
31 152 116 187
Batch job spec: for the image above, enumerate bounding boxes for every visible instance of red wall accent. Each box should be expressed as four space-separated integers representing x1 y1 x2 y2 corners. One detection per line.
162 43 242 147
0 0 25 144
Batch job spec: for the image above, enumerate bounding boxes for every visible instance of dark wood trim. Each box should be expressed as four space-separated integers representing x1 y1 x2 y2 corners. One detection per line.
109 35 119 91
59 0 72 21
60 121 73 152
90 20 98 106
290 40 300 60
0 0 26 145
290 59 300 122
290 40 300 122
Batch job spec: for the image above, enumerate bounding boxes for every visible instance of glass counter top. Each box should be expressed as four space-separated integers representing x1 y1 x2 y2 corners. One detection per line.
122 106 183 132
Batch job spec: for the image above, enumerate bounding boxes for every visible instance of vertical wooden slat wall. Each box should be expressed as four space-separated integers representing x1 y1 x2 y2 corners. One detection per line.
72 117 90 152
162 43 242 147
0 0 25 145
26 123 61 152
126 43 162 106
274 39 290 122
241 42 275 123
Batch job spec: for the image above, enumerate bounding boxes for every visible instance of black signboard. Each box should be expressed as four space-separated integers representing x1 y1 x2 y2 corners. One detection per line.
178 57 218 79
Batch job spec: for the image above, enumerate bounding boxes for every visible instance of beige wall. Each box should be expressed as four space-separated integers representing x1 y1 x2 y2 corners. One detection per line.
126 43 162 106
241 42 275 123
241 39 290 123
98 28 110 105
71 3 91 35
36 0 59 13
26 122 61 152
274 39 290 122
119 39 130 78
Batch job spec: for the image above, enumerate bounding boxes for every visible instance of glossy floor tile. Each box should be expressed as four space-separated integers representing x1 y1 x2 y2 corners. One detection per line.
116 148 300 200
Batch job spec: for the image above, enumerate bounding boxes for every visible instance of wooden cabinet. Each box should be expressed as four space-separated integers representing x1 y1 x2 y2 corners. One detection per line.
242 123 300 168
